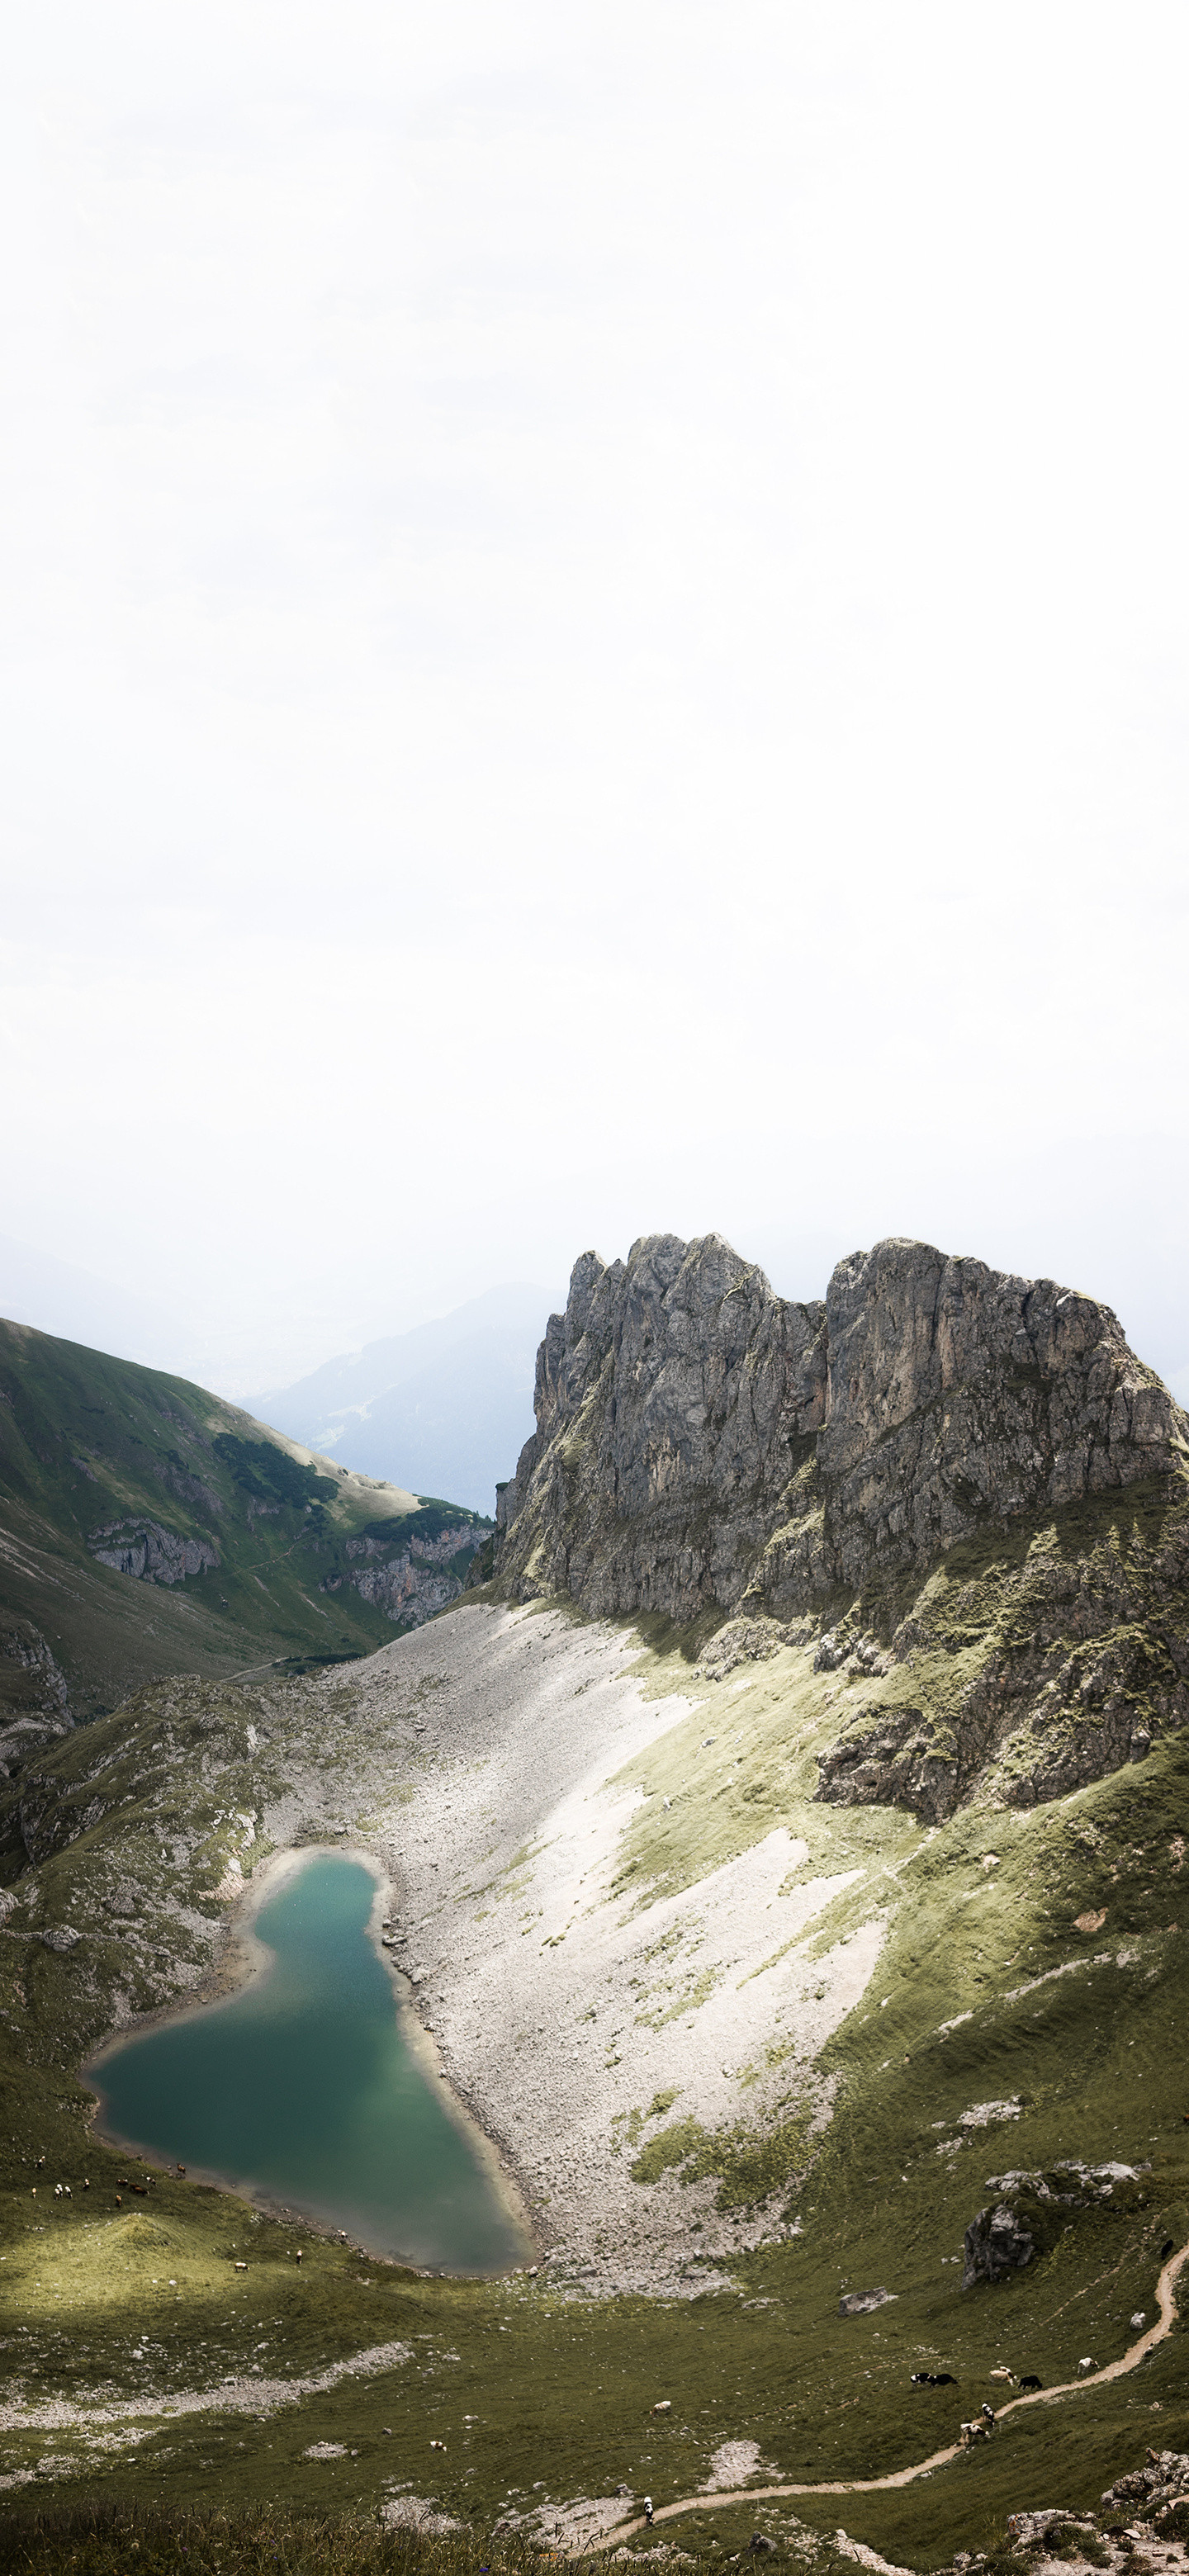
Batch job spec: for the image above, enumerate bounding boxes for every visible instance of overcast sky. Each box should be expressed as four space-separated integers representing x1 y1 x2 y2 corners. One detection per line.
3 2 1188 1398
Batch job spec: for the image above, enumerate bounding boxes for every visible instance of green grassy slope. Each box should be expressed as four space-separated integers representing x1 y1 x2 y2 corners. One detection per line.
0 1318 490 1730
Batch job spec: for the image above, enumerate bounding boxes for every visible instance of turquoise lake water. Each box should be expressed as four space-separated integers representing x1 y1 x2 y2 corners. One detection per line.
86 1852 524 2273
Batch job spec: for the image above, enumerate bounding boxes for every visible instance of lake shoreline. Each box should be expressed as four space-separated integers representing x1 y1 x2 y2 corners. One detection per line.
83 1840 535 2275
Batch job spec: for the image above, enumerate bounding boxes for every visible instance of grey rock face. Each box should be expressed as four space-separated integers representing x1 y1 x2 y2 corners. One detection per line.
1102 2452 1189 2512
963 2200 1035 2287
329 1521 484 1630
495 1231 1185 1626
492 1229 1188 1820
88 1519 220 1584
0 1620 73 1780
495 1233 827 1622
347 1556 466 1629
962 2204 1034 2287
1 1619 69 1717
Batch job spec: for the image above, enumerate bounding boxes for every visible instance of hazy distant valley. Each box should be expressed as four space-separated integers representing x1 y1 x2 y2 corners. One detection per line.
246 1282 548 1518
2 1232 1187 2569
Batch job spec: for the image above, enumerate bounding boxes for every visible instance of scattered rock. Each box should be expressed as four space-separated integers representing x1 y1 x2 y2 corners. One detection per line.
832 2534 916 2576
703 2441 769 2489
959 2098 1022 2129
1102 2451 1189 2512
381 2495 462 2535
1007 2511 1097 2548
839 2287 896 2316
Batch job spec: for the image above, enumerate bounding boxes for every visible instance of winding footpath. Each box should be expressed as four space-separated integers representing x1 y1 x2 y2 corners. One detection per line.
617 2238 1189 2539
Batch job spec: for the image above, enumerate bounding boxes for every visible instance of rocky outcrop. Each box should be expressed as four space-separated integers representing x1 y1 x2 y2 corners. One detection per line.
816 1618 1184 1825
962 2200 1035 2286
962 2162 1148 2289
0 1619 73 1779
346 1556 467 1628
88 1520 220 1584
324 1522 485 1631
344 1526 476 1571
495 1232 1187 1625
1102 2453 1189 2518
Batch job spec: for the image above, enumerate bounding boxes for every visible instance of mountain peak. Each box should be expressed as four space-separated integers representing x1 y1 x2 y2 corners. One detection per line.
490 1231 1188 1818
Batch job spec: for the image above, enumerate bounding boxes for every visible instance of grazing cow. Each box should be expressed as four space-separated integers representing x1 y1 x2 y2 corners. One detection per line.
959 2420 990 2449
1078 2356 1096 2375
912 2371 957 2387
1019 2374 1043 2391
980 2403 996 2427
1160 2237 1176 2260
931 2372 957 2386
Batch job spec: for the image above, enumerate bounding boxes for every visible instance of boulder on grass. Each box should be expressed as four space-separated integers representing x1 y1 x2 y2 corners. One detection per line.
962 2202 1035 2288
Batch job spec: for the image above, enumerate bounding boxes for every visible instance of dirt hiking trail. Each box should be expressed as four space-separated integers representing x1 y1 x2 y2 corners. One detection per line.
617 2239 1189 2537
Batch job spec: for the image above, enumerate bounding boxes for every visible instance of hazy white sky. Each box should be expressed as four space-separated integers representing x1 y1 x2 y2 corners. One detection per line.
3 2 1188 1395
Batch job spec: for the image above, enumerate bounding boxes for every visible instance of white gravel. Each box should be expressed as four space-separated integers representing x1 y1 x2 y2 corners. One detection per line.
0 2337 412 2437
277 1601 887 2295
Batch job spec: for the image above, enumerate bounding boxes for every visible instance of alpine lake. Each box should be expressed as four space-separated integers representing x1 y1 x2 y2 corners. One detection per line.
85 1850 526 2274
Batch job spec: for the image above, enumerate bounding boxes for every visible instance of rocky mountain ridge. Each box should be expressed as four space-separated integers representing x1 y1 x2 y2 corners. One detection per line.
490 1233 1189 1818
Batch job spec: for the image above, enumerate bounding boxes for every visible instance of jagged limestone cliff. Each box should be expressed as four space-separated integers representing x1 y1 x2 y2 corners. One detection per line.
490 1234 1189 1819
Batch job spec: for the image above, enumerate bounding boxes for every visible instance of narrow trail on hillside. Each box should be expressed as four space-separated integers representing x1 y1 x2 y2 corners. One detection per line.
618 2239 1189 2538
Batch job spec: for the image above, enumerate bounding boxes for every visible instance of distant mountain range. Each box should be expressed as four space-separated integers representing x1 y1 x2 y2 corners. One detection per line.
246 1283 555 1516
